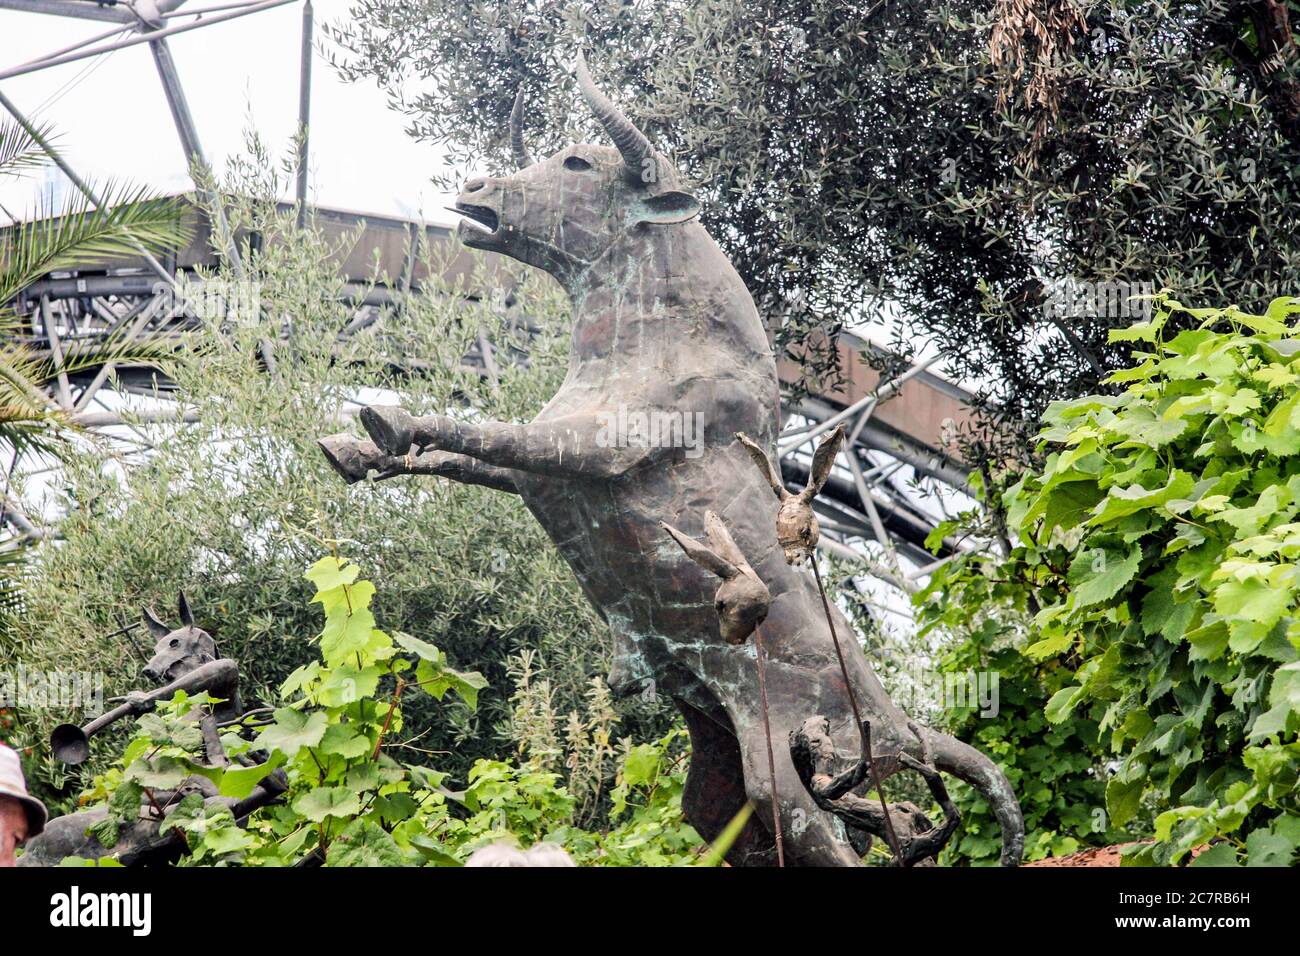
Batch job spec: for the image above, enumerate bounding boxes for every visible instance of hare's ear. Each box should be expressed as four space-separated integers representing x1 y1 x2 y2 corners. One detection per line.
801 425 846 502
143 606 170 639
703 511 753 575
735 432 789 501
178 590 194 628
661 521 739 580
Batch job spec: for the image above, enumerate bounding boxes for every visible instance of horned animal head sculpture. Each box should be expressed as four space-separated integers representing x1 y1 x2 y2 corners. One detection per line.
735 425 847 564
661 511 770 645
142 592 218 685
451 53 700 285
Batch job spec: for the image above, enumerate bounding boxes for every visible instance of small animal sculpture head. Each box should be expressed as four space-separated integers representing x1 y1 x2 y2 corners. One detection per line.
451 52 701 285
735 425 847 565
141 592 218 685
661 510 771 645
788 715 837 786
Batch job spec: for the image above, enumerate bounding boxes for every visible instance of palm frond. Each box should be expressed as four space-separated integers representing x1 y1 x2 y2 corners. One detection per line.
0 119 55 181
0 323 184 458
0 341 62 450
0 181 191 304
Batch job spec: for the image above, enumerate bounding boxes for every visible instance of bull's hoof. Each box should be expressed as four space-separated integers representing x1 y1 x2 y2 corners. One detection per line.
317 433 379 484
360 405 415 455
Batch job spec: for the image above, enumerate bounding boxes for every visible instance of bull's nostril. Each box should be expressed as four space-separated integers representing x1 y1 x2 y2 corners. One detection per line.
464 178 486 193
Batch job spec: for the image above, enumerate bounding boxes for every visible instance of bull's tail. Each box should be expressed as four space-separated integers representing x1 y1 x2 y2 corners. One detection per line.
922 726 1024 867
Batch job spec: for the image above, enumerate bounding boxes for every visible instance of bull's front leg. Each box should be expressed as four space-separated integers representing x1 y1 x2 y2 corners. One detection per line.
360 405 664 480
318 433 521 493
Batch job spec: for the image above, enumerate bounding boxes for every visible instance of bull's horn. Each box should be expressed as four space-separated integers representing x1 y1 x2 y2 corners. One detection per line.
575 51 653 177
510 86 534 169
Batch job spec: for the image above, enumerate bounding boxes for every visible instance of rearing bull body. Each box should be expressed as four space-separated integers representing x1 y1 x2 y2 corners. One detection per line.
320 55 1023 866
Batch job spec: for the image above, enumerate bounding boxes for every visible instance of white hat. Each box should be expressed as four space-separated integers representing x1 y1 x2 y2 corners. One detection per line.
0 743 46 837
463 841 577 867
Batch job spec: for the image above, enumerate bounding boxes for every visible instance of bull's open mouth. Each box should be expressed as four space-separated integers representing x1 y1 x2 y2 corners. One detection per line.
452 202 500 241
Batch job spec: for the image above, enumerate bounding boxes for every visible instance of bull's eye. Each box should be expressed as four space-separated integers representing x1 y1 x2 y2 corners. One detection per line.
169 639 179 647
564 156 593 172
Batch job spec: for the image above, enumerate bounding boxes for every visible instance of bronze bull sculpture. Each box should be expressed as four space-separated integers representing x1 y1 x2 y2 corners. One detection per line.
320 54 1022 866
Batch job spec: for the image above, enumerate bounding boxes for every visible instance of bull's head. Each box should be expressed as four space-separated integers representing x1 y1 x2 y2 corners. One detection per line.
141 592 218 685
453 53 700 283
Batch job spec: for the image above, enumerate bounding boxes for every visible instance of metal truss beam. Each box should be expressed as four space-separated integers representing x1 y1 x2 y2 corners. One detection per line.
0 0 298 82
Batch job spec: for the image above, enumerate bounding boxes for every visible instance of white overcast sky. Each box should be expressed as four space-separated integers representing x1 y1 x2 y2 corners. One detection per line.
0 0 459 224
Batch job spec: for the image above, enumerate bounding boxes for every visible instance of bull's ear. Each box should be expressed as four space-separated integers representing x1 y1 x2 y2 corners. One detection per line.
143 606 170 639
630 190 700 226
178 590 194 627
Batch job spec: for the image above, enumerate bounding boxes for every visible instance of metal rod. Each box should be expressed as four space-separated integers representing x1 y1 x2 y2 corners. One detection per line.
6 24 131 73
71 408 199 427
0 492 44 538
752 623 785 867
2 1 267 78
908 554 957 581
477 327 499 386
73 296 167 412
810 560 902 864
0 0 299 82
295 0 313 228
845 449 899 573
39 295 73 409
845 358 945 450
778 353 942 454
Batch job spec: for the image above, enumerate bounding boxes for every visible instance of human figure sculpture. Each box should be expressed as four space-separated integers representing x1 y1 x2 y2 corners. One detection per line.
318 54 1022 865
789 716 961 867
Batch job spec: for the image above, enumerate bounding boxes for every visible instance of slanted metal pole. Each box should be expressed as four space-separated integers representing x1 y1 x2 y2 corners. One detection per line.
39 295 73 409
0 0 296 81
295 0 313 228
778 353 942 454
146 34 244 277
73 296 168 413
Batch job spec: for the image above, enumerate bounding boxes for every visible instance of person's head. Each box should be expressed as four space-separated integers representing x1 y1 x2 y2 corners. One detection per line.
463 841 577 867
0 744 46 866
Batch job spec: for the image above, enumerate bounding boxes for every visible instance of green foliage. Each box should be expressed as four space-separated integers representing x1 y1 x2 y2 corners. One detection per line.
917 542 1124 865
73 557 702 866
930 293 1300 866
0 122 189 809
